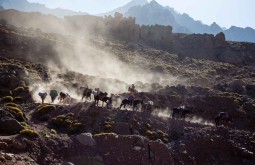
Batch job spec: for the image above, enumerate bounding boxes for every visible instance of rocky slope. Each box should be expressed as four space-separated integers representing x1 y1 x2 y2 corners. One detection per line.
0 22 254 165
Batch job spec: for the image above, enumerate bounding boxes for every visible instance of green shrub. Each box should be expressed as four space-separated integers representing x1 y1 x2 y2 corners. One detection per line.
145 130 157 140
12 87 24 95
68 122 83 134
35 105 56 117
51 115 72 128
20 129 39 137
13 97 23 103
4 103 21 109
94 132 117 137
5 106 24 122
20 122 29 129
156 130 169 143
50 115 83 134
1 96 13 103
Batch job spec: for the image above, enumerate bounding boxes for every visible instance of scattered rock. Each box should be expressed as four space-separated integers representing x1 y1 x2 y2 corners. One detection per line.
76 133 96 147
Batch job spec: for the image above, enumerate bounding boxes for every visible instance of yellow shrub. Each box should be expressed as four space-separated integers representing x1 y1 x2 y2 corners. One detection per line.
20 129 39 137
1 96 13 103
4 103 21 109
94 133 117 137
5 106 24 121
12 87 24 95
35 105 56 117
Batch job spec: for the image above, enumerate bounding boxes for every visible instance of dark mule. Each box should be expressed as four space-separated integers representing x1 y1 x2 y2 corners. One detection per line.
58 92 70 103
119 99 132 109
132 99 144 111
82 87 93 102
172 106 192 119
215 115 233 127
94 92 112 108
142 101 154 114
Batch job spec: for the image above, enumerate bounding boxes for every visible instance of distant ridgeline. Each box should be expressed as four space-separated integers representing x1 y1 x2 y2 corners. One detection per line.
65 12 255 66
0 9 254 67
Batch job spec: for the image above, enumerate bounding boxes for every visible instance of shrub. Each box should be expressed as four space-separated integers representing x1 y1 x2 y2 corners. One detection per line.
4 103 21 109
145 130 156 140
51 115 72 128
68 122 83 134
94 133 117 137
156 130 169 143
35 105 56 117
50 115 83 134
12 87 24 95
20 122 29 129
20 129 39 138
13 97 23 103
1 96 13 103
5 106 24 122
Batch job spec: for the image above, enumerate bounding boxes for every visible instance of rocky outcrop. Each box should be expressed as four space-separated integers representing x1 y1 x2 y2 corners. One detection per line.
64 134 174 165
0 117 24 135
76 133 96 147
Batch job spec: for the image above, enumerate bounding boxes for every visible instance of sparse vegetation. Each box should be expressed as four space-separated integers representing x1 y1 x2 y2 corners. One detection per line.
94 132 117 137
4 105 25 122
1 96 14 103
20 129 39 138
50 115 83 134
34 105 56 121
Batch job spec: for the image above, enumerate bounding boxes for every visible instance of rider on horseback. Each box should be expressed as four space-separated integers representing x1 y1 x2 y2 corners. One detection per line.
127 92 135 105
128 84 136 93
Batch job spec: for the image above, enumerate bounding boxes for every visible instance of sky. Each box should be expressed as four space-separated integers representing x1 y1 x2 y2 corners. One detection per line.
27 0 255 29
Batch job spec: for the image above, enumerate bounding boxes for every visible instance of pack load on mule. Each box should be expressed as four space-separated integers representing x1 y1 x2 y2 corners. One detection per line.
49 90 58 103
38 92 47 104
215 112 233 127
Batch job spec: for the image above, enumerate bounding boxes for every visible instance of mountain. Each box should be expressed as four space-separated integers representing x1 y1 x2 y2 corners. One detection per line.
125 1 222 34
166 6 223 35
109 0 255 43
0 0 88 18
224 26 255 43
125 0 179 28
99 0 147 16
0 9 66 34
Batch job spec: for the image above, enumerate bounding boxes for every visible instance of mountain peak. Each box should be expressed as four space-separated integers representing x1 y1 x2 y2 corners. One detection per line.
131 0 148 5
149 0 161 6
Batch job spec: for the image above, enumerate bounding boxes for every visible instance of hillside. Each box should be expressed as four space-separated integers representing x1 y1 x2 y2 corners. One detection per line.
113 0 255 43
0 15 255 164
0 0 88 18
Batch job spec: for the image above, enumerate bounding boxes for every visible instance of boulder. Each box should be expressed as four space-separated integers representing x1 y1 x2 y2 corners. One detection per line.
214 32 227 47
0 117 24 135
76 133 96 147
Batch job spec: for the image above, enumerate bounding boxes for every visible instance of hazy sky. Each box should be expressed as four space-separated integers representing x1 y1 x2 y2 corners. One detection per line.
27 0 255 29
